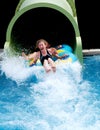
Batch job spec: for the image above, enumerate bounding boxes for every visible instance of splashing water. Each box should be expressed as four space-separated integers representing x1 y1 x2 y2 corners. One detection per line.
0 52 100 130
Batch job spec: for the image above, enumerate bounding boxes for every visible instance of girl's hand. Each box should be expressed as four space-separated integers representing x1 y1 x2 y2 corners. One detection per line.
61 54 69 59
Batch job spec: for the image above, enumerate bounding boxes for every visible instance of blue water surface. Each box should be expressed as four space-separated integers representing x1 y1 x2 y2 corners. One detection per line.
0 55 100 130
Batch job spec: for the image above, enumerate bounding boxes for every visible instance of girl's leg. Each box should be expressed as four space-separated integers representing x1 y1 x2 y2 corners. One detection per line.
43 60 52 73
48 58 56 72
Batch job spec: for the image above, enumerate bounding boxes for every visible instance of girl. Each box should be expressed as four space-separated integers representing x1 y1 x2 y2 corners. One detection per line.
22 39 67 73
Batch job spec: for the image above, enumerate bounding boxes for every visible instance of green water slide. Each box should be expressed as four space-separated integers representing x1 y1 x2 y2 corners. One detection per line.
4 0 83 64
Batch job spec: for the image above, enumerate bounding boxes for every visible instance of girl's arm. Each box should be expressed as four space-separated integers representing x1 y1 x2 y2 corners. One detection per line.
50 48 68 59
22 52 37 60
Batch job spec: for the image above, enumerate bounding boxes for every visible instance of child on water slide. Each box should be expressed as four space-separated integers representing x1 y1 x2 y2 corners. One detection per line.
22 39 67 73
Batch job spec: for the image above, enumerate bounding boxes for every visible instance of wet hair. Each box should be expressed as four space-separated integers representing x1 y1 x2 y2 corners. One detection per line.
35 39 49 49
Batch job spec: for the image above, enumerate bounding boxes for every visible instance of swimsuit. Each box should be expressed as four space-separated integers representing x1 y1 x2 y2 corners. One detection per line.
40 50 52 65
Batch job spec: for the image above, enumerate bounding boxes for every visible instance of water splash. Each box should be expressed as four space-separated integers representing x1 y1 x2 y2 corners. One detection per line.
0 54 100 130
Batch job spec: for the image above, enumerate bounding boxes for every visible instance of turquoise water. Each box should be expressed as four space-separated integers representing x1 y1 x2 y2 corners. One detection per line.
0 54 100 130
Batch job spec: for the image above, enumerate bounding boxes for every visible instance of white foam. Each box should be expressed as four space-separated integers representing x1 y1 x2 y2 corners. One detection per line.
0 55 99 130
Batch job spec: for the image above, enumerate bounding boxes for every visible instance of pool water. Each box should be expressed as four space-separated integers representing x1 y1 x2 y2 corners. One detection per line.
0 54 100 130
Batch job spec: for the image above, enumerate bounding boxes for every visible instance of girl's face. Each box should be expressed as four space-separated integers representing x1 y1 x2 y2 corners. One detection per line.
38 41 46 50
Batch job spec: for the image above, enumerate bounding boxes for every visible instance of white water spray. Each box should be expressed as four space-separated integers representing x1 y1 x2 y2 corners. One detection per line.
0 53 100 130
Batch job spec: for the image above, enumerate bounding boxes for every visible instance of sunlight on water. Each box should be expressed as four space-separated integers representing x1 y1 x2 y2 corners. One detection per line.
0 52 100 130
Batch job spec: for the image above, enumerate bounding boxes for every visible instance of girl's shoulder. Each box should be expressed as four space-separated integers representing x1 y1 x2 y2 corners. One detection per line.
48 47 56 51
